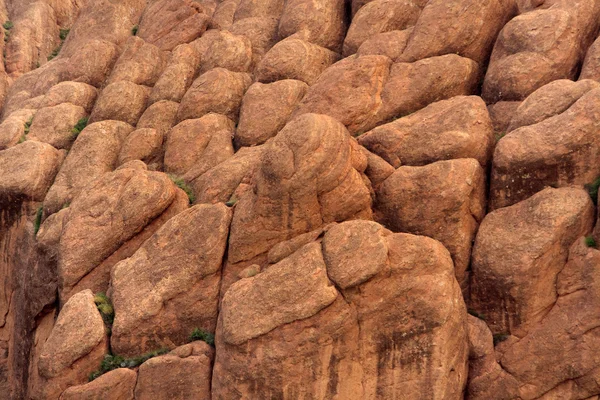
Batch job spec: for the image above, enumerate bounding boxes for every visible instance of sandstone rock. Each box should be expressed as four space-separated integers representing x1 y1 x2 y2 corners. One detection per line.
376 158 486 282
0 108 35 150
190 145 264 204
60 368 137 400
356 29 412 61
41 82 98 113
483 2 600 102
228 114 372 264
27 103 87 149
222 242 338 345
343 0 420 57
294 54 479 135
278 0 347 53
211 0 240 30
106 36 168 86
490 87 600 209
214 222 468 399
399 0 517 64
581 34 600 81
164 114 234 181
236 80 308 147
507 79 600 132
57 168 177 303
176 68 252 123
359 96 495 168
255 37 340 85
487 101 520 137
470 187 594 337
230 16 279 63
0 141 62 201
469 238 600 399
37 208 69 259
34 290 108 400
43 121 134 215
135 342 213 400
89 81 149 126
137 0 210 51
111 204 231 356
63 39 120 88
192 29 253 74
149 44 199 105
361 147 395 189
117 128 163 168
234 0 284 19
137 100 179 136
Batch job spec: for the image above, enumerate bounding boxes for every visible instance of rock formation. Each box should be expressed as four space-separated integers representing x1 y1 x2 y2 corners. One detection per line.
2 0 600 399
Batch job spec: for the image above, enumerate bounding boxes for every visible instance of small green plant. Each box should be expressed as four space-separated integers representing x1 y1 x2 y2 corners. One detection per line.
131 25 138 36
495 132 506 141
493 333 509 346
189 328 215 346
467 309 486 320
71 117 88 138
225 194 238 207
59 28 70 41
585 236 597 248
24 117 33 134
18 135 26 144
89 348 169 381
585 177 600 205
61 202 70 209
35 61 40 69
168 174 195 204
3 21 13 30
47 44 62 61
94 292 115 328
33 206 43 235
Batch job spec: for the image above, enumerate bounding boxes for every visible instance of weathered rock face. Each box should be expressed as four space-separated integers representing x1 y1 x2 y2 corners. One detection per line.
376 159 487 283
33 290 108 400
214 221 469 399
111 204 231 357
135 342 214 400
228 113 373 264
470 187 594 337
490 87 600 209
359 96 495 168
7 0 600 399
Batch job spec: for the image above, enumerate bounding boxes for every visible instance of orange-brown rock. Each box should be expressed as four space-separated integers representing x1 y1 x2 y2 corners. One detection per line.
278 0 347 53
89 81 149 126
490 87 600 209
164 113 234 181
211 0 240 30
137 0 210 51
376 158 486 282
192 29 253 74
470 187 594 337
228 114 372 264
356 29 412 61
27 103 87 150
230 16 279 64
399 0 517 64
255 37 340 85
57 167 178 303
343 0 420 57
581 34 600 81
213 221 468 399
135 342 213 400
190 145 264 204
117 128 163 169
469 239 600 399
106 36 168 87
149 44 199 105
41 82 98 113
294 54 479 135
111 204 231 356
483 2 600 102
176 68 252 123
359 96 495 168
235 80 308 147
507 79 600 132
33 290 108 400
0 108 36 150
487 101 520 137
233 0 284 19
0 141 62 201
60 368 137 400
43 121 134 215
137 100 180 136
